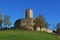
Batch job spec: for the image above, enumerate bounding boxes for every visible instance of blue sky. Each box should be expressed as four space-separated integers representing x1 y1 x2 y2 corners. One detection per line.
0 0 60 30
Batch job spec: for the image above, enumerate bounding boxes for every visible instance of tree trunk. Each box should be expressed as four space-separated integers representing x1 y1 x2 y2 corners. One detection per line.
0 25 2 30
40 26 41 31
7 25 8 30
46 27 47 32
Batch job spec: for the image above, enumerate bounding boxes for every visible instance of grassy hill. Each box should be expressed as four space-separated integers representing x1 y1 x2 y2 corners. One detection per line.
0 30 58 40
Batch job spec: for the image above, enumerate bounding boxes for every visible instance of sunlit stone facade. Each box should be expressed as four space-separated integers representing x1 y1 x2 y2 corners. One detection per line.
14 9 34 30
25 9 33 18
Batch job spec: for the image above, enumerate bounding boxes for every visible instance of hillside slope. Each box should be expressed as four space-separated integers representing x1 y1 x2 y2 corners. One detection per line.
0 30 58 40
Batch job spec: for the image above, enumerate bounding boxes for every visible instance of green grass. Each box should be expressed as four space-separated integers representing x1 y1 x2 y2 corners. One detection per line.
0 30 58 40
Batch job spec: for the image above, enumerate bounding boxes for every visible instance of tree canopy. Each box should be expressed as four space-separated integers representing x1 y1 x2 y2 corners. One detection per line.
4 15 11 28
0 14 2 29
34 14 48 30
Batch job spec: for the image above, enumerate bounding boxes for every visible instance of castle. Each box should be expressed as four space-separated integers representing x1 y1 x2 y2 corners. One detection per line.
14 9 53 33
14 9 34 30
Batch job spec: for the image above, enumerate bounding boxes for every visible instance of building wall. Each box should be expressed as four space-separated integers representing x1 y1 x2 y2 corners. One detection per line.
14 9 34 30
14 19 21 29
25 9 33 18
21 18 34 25
20 18 34 30
36 27 53 33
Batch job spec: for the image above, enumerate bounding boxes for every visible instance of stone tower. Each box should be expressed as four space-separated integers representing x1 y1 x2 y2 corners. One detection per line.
14 9 34 30
25 9 33 18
